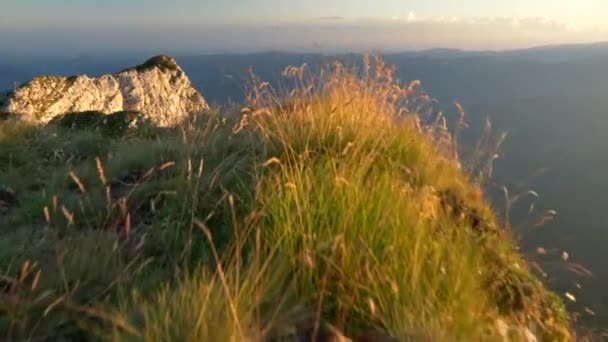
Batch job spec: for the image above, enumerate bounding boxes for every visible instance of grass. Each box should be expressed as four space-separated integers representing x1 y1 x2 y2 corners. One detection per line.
0 57 571 341
121 55 183 74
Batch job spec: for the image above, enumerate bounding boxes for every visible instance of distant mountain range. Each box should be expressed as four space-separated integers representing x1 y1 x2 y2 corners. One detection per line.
390 41 608 60
3 40 608 95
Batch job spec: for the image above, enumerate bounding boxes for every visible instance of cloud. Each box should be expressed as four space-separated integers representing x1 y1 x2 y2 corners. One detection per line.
317 16 345 21
1 15 606 55
262 15 608 51
390 11 416 22
358 15 582 32
510 16 581 32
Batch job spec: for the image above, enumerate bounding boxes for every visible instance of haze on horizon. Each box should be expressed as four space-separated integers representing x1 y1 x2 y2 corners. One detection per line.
2 0 608 56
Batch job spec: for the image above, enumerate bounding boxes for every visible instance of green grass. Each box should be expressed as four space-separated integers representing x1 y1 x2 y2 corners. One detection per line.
121 55 183 74
0 58 571 341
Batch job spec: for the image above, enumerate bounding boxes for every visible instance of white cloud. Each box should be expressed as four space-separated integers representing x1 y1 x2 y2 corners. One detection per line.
390 11 416 22
370 15 582 32
282 15 608 51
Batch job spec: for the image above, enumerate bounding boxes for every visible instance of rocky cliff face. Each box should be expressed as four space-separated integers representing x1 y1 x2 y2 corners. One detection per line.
0 55 208 126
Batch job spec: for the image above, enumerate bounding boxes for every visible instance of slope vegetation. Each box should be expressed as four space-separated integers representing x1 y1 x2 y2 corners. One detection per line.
0 59 569 341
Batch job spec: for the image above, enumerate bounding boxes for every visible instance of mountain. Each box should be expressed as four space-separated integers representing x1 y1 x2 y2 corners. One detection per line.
0 57 571 340
156 43 608 327
503 41 608 61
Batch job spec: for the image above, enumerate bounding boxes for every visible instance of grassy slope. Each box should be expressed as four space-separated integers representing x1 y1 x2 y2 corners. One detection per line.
0 60 569 341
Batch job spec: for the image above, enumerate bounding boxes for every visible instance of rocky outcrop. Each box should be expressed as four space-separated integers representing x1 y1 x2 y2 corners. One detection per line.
0 55 208 127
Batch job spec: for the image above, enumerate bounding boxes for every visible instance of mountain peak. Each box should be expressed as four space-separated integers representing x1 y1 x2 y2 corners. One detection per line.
122 54 182 73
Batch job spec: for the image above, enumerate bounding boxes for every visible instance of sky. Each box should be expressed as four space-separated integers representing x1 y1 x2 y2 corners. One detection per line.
2 0 608 55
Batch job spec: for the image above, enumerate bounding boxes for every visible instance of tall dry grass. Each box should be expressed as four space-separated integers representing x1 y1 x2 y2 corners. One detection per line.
0 57 571 341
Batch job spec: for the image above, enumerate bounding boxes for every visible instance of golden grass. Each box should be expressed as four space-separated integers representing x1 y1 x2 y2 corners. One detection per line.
0 56 572 341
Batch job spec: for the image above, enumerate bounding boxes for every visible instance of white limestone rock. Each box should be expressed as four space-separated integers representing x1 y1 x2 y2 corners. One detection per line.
0 55 208 127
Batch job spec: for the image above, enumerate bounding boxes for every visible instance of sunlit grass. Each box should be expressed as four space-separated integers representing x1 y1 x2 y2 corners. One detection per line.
0 57 571 341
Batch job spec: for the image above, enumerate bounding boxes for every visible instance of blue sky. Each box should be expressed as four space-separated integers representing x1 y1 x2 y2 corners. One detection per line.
2 0 608 55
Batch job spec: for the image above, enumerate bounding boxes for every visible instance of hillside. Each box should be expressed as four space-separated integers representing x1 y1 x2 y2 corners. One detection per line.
159 50 608 328
0 57 571 340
